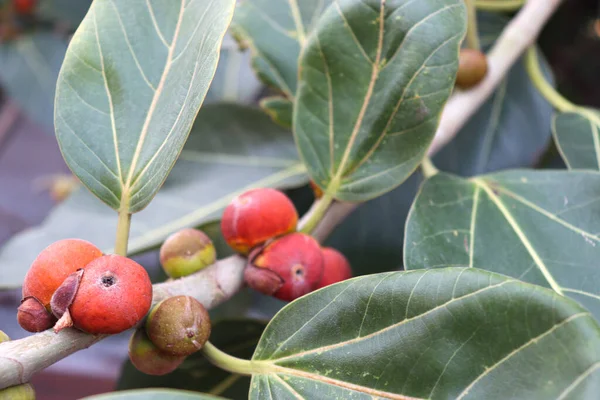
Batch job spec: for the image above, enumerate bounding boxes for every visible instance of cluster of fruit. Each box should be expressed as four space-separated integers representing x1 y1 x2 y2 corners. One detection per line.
12 186 353 376
221 188 353 302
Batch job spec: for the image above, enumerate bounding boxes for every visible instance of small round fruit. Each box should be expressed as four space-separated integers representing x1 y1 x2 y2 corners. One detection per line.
160 229 216 278
128 328 185 376
69 255 152 334
316 248 353 289
221 188 298 254
22 239 102 310
17 297 56 333
456 48 488 89
0 383 35 399
251 233 324 301
146 296 211 356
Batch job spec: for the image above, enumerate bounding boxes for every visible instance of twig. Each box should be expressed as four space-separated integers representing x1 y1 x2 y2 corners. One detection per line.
0 0 566 389
429 0 565 155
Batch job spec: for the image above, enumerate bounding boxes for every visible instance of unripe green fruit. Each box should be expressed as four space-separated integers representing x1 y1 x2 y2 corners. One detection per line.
456 48 488 89
0 384 35 400
128 328 185 376
146 296 211 356
160 229 216 278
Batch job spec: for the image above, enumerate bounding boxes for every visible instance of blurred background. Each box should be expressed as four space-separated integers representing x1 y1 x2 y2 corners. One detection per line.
0 0 599 398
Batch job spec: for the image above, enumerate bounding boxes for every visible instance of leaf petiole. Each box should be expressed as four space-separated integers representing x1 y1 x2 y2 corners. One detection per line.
114 210 132 256
465 0 481 50
475 0 525 11
421 157 439 179
299 192 335 236
201 341 269 376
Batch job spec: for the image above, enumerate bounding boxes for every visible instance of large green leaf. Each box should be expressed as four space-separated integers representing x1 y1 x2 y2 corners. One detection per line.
404 170 600 320
249 268 600 399
84 389 223 400
118 320 265 398
0 33 67 128
435 12 553 175
55 0 235 213
230 0 331 99
295 0 466 201
552 109 600 170
0 104 306 288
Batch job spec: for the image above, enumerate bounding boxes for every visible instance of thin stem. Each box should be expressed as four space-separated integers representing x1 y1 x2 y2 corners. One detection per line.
201 341 265 376
465 0 481 50
476 0 525 11
114 211 132 256
299 192 334 235
525 47 576 113
421 157 439 179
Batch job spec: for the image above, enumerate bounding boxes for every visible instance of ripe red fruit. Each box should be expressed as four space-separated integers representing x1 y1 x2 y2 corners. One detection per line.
221 188 298 255
128 328 185 376
456 48 488 89
249 233 324 301
316 247 353 289
68 255 152 334
13 0 36 15
22 239 103 310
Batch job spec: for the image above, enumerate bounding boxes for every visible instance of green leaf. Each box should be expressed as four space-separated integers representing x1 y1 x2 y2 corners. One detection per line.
83 389 223 400
0 33 67 128
250 268 600 399
404 170 600 320
552 109 600 170
55 0 235 213
435 12 553 175
295 0 466 201
260 97 293 128
118 320 265 398
230 0 330 99
0 104 307 288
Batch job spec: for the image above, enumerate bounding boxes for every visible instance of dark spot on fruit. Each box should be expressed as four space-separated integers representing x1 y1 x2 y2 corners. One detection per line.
101 275 116 287
187 330 195 338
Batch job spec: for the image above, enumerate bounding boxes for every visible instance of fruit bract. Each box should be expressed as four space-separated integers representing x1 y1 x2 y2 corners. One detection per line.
22 238 102 310
128 328 185 376
221 188 298 254
456 48 488 89
316 247 353 289
69 255 152 334
17 297 56 333
146 296 211 356
160 228 216 278
250 233 324 302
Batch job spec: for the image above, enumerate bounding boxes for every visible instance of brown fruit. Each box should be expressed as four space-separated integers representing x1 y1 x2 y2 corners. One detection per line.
160 228 216 278
221 188 298 254
146 296 211 356
128 328 185 376
456 48 488 89
69 255 152 334
22 239 103 311
316 247 353 289
249 233 324 302
17 297 56 333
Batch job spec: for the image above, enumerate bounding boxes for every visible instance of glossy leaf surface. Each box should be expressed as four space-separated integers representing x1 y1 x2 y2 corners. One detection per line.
55 0 235 212
405 171 600 320
295 0 466 201
250 268 600 399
